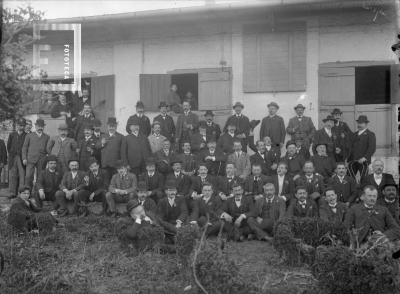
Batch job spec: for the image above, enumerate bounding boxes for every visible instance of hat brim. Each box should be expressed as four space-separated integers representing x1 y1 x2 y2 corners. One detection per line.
267 104 279 109
322 118 336 123
294 106 305 110
356 119 369 123
233 104 244 109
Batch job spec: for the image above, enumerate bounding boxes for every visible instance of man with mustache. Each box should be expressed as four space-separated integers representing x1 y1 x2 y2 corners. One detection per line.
377 181 399 224
361 159 395 199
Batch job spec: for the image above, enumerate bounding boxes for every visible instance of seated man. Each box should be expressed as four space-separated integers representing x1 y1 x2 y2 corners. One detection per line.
177 141 198 177
140 158 165 204
250 140 270 176
190 182 224 237
319 187 348 224
136 181 158 215
217 163 242 201
220 183 253 241
33 155 62 213
361 159 395 199
295 137 310 160
281 141 305 179
84 158 109 215
217 123 236 155
327 162 358 207
105 160 137 217
55 159 90 217
344 185 400 244
154 139 175 176
243 163 271 201
190 124 208 155
294 161 324 203
247 183 286 241
157 180 188 241
189 163 217 212
286 186 319 218
227 139 251 180
377 181 399 224
8 186 56 232
270 162 295 205
199 140 226 176
311 143 336 180
165 158 191 198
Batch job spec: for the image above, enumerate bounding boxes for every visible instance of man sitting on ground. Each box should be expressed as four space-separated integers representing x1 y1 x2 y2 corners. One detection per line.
377 181 399 224
286 186 319 218
319 187 348 224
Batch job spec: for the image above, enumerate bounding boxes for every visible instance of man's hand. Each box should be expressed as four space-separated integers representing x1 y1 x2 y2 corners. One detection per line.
220 212 232 223
101 137 107 146
65 190 72 200
237 133 246 139
256 217 263 224
254 194 263 200
23 159 27 166
219 192 227 201
89 192 95 201
345 202 350 207
147 191 152 197
176 220 182 228
358 157 367 164
234 215 244 227
39 190 45 200
278 195 287 202
239 174 247 180
293 174 300 181
190 221 198 226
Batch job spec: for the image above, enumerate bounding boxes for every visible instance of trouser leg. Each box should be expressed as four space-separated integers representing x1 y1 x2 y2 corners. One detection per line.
55 190 67 211
25 163 36 189
106 192 116 213
247 217 274 240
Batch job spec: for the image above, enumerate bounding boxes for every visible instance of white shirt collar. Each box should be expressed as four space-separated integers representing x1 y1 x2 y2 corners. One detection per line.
358 128 367 135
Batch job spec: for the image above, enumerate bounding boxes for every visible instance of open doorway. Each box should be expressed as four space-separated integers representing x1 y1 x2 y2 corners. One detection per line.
171 73 198 110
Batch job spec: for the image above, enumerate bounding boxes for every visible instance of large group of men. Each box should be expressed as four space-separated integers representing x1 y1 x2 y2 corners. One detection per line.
4 91 400 247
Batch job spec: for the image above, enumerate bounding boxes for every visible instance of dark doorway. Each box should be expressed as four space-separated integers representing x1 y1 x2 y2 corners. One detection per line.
355 65 391 104
171 73 198 110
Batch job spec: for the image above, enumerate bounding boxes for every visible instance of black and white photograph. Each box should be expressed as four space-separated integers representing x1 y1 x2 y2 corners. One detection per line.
0 0 400 293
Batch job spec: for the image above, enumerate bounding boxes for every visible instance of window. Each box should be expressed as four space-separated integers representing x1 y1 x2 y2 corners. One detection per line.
243 22 306 92
355 65 391 104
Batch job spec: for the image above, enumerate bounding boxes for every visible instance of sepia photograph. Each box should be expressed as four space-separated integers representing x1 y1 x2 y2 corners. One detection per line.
0 0 400 293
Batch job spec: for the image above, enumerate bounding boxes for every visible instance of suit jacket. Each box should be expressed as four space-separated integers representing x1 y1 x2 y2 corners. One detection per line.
312 128 338 158
332 121 352 159
250 147 280 176
344 203 400 242
200 121 221 141
319 201 348 223
139 172 165 193
8 197 43 231
349 129 376 163
126 114 151 137
7 131 27 168
223 114 250 150
217 133 236 154
157 196 188 224
177 153 198 174
165 173 191 196
252 196 286 222
286 199 319 218
190 132 207 154
327 175 358 204
190 195 223 222
377 198 400 225
199 149 227 176
122 134 151 170
227 152 251 178
153 114 175 142
217 175 243 196
74 114 95 141
154 149 175 174
259 115 286 146
175 111 199 141
243 175 272 196
295 173 325 196
78 136 98 171
97 132 124 168
286 116 316 144
271 174 295 203
138 197 158 215
148 134 167 154
222 195 253 220
189 175 218 195
361 173 395 198
36 168 63 194
296 146 310 160
109 172 137 194
60 170 87 191
281 154 305 178
87 169 109 195
311 155 336 179
47 136 77 166
22 132 50 164
0 139 7 165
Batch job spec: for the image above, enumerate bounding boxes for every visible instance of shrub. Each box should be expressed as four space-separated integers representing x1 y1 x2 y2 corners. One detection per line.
175 225 200 265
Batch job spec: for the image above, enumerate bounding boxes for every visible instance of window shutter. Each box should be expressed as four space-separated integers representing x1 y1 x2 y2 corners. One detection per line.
139 74 171 111
91 75 115 126
198 70 231 110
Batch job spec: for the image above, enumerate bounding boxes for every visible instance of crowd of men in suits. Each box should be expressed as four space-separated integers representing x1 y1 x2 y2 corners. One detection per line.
4 95 400 247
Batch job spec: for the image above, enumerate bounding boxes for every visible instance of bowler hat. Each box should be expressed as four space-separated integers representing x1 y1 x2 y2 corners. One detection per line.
88 157 98 167
107 117 118 125
92 118 102 127
250 120 261 130
286 140 296 149
35 118 45 127
331 108 342 115
315 142 328 148
158 101 168 108
322 115 337 123
126 199 140 213
83 123 94 130
232 102 244 109
136 101 145 109
204 110 214 117
356 115 369 123
164 180 177 190
145 157 156 166
46 155 58 163
115 160 125 169
170 157 182 166
16 118 26 126
58 123 68 130
68 158 79 165
381 180 398 191
128 116 141 127
152 121 161 128
294 104 305 110
137 181 147 192
267 102 279 109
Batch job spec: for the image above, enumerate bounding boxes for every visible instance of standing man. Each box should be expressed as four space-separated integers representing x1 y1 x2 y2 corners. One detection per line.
259 102 286 148
126 101 151 137
47 123 77 174
97 117 124 182
201 110 221 142
166 83 182 114
286 104 316 149
77 124 97 172
223 102 250 152
153 102 175 143
74 104 95 142
312 115 339 159
348 115 376 183
22 118 49 188
327 162 358 207
122 120 151 176
175 100 199 149
331 108 352 161
7 118 27 198
361 159 395 199
148 121 167 154
227 140 251 181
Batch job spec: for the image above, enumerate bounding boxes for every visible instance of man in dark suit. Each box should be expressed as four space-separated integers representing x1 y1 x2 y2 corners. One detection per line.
319 187 348 224
7 118 27 198
77 124 98 171
286 104 316 149
220 183 253 241
250 139 279 176
154 139 175 176
188 163 217 212
247 183 286 241
377 181 399 224
348 115 376 183
259 102 286 148
331 108 352 162
270 162 295 205
177 141 198 177
97 117 124 183
165 158 191 198
139 159 165 204
263 137 280 175
125 101 151 137
74 104 96 142
327 162 358 206
153 101 175 143
217 123 237 155
92 119 104 164
361 159 395 199
217 163 242 200
136 181 158 215
200 110 221 142
199 140 226 176
175 100 199 148
286 186 319 218
189 125 208 155
223 102 250 152
294 161 325 203
122 120 151 176
344 185 400 244
243 164 271 200
55 159 90 217
189 182 224 237
72 88 90 116
295 137 310 160
84 158 109 215
281 141 305 179
311 143 337 180
33 155 63 211
312 115 340 159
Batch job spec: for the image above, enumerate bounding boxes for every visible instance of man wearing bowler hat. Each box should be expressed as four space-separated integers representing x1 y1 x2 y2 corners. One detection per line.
312 115 339 160
96 117 124 182
7 118 27 198
139 158 165 204
348 115 376 183
223 102 251 152
200 110 221 142
47 123 77 174
153 101 175 143
286 104 316 149
22 118 50 188
331 108 352 160
126 101 151 137
260 102 286 148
